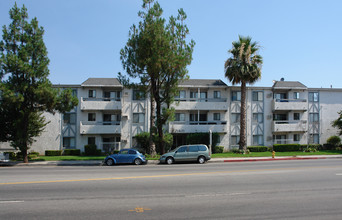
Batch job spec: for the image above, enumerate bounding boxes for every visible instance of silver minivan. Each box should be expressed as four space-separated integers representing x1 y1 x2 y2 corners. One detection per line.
159 144 211 164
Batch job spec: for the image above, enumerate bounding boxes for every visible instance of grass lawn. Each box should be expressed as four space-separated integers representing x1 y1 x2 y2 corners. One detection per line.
28 150 342 161
211 150 342 158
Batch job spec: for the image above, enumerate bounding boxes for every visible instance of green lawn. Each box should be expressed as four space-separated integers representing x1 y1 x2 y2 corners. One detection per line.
28 150 342 161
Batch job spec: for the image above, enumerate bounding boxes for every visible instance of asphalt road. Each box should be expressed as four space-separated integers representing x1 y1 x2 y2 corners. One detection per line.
1 159 342 220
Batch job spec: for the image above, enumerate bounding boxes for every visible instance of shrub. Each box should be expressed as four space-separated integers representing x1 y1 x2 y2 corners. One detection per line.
273 144 300 152
45 150 62 156
4 152 16 160
336 147 342 151
213 146 224 154
300 144 320 151
231 148 250 154
326 136 341 147
247 146 269 152
63 149 81 156
84 144 101 156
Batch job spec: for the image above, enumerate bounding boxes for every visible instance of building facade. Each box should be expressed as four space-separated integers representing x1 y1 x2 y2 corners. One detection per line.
1 77 342 154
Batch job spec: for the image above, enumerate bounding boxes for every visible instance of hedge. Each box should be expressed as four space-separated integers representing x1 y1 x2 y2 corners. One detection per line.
63 149 81 156
45 150 63 156
247 146 269 152
273 144 300 152
213 146 224 154
84 144 102 156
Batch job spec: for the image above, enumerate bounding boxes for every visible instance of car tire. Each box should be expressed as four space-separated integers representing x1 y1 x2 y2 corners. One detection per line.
198 156 206 164
134 158 142 165
166 157 174 165
106 159 114 166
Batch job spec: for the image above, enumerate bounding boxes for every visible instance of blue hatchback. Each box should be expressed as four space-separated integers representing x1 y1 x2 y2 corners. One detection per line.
104 149 147 166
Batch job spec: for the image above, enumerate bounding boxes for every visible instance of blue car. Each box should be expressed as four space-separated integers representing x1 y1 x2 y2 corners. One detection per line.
104 149 147 166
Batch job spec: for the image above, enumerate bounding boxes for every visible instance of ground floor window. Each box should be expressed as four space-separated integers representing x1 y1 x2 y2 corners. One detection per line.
309 134 319 144
253 135 263 146
63 137 75 149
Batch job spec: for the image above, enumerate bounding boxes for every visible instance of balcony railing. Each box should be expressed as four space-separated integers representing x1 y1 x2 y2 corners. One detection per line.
273 139 300 145
80 97 122 110
273 99 307 111
171 98 228 110
272 120 307 133
80 121 121 134
169 121 227 133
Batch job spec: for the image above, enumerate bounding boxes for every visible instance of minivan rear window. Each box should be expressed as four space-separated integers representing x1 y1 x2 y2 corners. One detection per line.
198 145 207 151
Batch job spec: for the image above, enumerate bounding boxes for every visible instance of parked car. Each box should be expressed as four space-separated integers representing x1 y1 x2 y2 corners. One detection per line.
159 144 211 164
104 149 147 166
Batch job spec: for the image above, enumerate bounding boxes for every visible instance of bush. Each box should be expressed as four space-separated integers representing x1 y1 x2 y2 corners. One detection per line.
300 144 320 151
84 144 102 156
45 150 62 156
327 136 341 147
63 149 81 156
273 144 300 152
213 146 224 154
247 146 269 152
231 148 250 154
4 152 16 160
322 144 335 150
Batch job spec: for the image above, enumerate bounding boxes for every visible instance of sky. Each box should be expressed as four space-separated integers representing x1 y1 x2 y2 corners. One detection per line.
0 0 341 88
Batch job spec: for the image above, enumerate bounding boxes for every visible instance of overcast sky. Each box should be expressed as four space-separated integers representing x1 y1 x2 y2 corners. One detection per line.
1 0 341 88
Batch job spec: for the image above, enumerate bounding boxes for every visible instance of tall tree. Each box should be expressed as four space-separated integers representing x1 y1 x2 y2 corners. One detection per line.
0 4 78 163
224 36 263 153
119 0 195 154
332 111 342 135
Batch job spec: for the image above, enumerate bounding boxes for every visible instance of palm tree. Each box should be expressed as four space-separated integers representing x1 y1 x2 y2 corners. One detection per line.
224 36 263 153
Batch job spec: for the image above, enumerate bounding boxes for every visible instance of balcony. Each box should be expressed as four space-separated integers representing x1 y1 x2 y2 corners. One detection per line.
171 98 228 111
169 121 227 133
272 120 307 133
80 97 122 111
80 121 121 134
272 99 307 111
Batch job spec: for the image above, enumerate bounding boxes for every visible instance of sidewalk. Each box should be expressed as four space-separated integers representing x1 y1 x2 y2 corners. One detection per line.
2 154 342 166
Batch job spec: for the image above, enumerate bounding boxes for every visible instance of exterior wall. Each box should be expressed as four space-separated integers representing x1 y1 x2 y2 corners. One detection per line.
2 78 342 154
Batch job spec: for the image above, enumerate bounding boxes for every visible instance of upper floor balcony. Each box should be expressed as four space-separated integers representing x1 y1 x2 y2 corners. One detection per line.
171 98 228 111
272 99 307 111
169 121 227 133
80 97 122 111
80 121 121 135
272 120 307 133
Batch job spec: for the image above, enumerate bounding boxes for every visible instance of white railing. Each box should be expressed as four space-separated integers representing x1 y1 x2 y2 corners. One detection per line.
83 97 121 101
171 121 227 125
175 98 227 102
274 99 306 102
81 121 121 126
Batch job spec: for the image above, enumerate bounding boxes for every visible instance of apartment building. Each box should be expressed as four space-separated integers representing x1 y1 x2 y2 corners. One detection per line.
1 77 342 154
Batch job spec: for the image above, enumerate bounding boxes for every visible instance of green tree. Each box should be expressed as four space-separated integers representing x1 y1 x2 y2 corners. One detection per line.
119 0 194 155
0 4 78 163
332 111 342 135
224 36 263 153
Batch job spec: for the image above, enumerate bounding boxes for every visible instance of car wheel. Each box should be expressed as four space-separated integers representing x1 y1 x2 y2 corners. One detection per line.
134 158 142 165
106 159 114 166
198 156 206 164
166 157 174 165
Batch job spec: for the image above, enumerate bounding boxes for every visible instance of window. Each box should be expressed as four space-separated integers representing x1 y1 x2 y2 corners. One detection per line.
310 134 319 144
214 113 220 121
294 113 300 120
199 92 207 102
190 114 207 122
177 146 188 153
214 91 221 99
274 135 286 144
273 114 287 121
231 113 240 123
293 134 300 142
129 150 136 154
88 90 96 98
253 135 263 146
72 89 77 97
189 145 199 152
88 137 96 145
175 113 185 121
309 92 319 102
133 90 145 100
133 113 145 123
88 113 96 121
63 137 75 149
198 145 207 151
120 149 129 154
231 135 240 146
309 113 319 122
274 93 287 101
175 91 186 99
232 91 241 101
293 92 299 100
252 91 263 101
63 113 76 125
253 113 263 123
190 91 197 99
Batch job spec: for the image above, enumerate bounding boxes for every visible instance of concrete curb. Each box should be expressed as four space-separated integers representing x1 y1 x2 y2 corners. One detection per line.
1 155 341 166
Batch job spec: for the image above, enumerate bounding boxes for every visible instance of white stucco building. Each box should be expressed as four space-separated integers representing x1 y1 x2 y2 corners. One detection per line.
1 77 342 154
